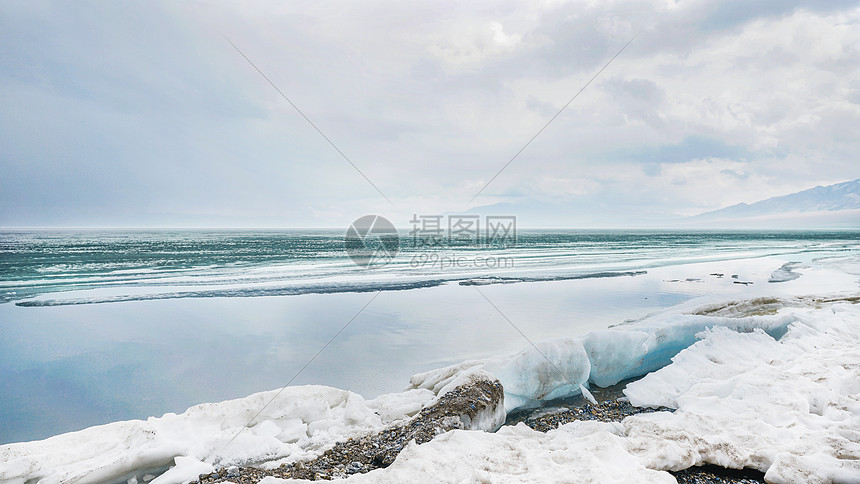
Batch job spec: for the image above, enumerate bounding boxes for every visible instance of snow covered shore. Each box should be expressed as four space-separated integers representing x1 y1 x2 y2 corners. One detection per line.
291 296 858 484
2 258 859 483
624 305 860 482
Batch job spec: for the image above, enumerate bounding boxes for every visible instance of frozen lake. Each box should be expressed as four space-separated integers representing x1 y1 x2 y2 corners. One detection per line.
1 230 857 444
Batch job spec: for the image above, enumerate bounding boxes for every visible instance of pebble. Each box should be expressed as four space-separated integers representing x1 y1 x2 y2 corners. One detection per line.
670 465 766 484
198 379 765 484
520 400 670 432
198 378 504 483
520 399 763 483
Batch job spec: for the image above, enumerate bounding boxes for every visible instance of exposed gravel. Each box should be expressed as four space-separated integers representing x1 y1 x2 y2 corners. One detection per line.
520 401 766 483
512 382 765 484
199 377 766 484
520 399 671 432
199 378 503 483
671 465 766 483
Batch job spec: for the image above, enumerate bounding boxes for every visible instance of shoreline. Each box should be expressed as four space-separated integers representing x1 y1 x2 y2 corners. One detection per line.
2 254 859 482
199 375 767 484
2 253 816 445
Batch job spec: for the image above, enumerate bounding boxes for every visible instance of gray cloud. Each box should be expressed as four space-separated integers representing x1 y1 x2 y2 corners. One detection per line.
1 0 858 227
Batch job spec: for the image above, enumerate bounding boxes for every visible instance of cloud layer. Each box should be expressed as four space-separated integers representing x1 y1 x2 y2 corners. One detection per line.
1 0 858 227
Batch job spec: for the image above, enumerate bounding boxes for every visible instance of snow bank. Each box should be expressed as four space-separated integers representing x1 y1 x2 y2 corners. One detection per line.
623 302 860 483
409 297 798 411
408 338 593 411
271 299 860 484
0 386 436 484
261 421 675 484
0 371 508 484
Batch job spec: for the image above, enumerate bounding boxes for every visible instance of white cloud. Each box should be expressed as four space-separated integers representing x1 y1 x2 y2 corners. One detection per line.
426 20 524 69
0 0 858 227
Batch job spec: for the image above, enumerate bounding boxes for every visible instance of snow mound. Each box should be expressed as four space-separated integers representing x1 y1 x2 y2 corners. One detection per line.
261 421 675 484
623 302 860 483
0 386 436 484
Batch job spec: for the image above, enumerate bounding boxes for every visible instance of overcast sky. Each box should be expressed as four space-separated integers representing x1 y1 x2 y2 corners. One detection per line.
1 0 858 228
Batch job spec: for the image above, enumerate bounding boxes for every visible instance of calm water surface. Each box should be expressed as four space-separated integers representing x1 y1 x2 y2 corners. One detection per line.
1 230 857 443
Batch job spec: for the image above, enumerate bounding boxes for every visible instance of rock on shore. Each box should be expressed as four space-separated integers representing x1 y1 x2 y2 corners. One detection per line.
200 371 504 482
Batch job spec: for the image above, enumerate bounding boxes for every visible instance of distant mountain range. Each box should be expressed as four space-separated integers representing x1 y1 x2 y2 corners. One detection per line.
466 179 859 229
689 179 860 228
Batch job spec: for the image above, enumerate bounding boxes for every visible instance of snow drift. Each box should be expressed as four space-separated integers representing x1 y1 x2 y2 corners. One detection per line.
623 303 860 482
0 386 437 484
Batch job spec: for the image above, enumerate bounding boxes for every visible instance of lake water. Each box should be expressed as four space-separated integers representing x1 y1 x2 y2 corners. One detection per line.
1 230 857 444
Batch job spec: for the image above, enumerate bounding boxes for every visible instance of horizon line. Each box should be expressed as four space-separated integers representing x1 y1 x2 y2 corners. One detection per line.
0 226 856 232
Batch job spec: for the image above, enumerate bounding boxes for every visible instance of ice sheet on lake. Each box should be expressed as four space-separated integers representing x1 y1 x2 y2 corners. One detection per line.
769 261 804 282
